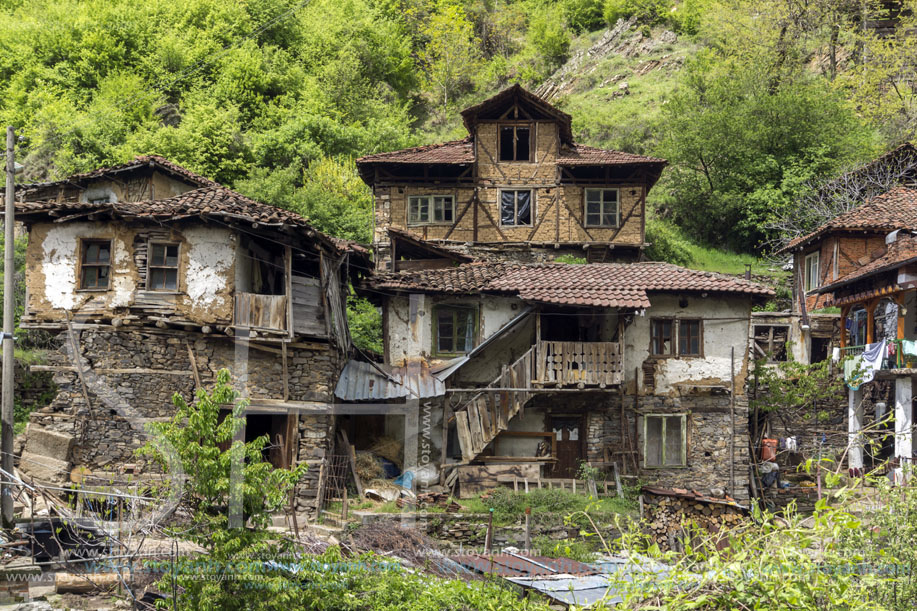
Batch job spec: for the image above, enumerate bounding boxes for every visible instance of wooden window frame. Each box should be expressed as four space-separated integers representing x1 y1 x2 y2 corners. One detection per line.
498 123 534 163
583 188 620 228
649 317 675 357
432 304 478 357
146 241 181 292
77 239 112 291
499 189 534 227
407 194 455 226
642 413 688 469
804 251 820 292
677 318 703 357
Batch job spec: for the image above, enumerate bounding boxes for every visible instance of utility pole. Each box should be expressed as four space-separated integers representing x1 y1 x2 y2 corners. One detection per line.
2 126 15 527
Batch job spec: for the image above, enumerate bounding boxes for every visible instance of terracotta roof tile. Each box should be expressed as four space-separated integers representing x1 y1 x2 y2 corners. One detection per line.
16 186 358 255
357 139 474 165
782 186 917 252
368 261 773 307
556 144 665 166
22 154 219 191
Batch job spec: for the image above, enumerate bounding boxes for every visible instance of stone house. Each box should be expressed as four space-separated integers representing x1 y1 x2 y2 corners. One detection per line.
351 261 772 500
356 84 667 269
15 156 366 511
342 86 775 500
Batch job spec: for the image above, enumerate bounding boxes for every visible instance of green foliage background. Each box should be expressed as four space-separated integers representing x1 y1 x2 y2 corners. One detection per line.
0 0 903 254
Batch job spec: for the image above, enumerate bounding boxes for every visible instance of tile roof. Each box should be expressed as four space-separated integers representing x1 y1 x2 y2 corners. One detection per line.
22 154 219 191
367 261 773 307
556 144 666 166
818 232 917 293
781 186 917 252
355 139 664 168
357 139 474 165
16 185 353 254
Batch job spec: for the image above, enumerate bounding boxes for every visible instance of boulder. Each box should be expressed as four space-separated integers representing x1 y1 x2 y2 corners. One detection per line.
18 452 69 484
24 426 74 463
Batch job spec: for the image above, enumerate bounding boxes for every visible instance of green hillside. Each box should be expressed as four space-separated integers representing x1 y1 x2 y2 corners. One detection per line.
0 0 909 264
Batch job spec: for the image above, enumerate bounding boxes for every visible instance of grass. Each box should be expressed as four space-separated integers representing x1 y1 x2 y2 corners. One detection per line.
460 487 636 527
682 240 785 277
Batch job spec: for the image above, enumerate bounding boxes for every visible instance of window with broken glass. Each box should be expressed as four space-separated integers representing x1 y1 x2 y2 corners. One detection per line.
643 414 687 468
584 188 619 227
408 195 455 225
79 240 111 290
148 242 180 291
433 305 477 355
499 125 532 161
500 189 532 226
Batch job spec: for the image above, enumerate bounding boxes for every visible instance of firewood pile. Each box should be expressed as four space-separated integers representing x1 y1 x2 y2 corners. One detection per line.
396 492 464 512
643 491 748 551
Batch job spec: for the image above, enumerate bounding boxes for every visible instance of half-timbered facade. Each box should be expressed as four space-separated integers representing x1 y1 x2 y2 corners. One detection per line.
357 85 666 270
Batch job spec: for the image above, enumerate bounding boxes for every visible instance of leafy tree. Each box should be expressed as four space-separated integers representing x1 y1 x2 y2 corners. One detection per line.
347 296 384 354
657 51 877 251
421 2 482 110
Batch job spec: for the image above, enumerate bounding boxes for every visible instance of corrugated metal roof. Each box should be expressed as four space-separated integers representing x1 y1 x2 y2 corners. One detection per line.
452 553 598 577
334 359 446 400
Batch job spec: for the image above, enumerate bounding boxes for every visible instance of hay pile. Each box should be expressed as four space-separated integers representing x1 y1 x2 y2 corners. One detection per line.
354 451 384 482
368 436 403 468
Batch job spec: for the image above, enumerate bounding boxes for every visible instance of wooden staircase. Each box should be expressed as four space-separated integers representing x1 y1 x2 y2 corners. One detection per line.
454 346 535 463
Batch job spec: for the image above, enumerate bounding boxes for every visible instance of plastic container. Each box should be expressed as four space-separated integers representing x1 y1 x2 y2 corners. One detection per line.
761 438 778 462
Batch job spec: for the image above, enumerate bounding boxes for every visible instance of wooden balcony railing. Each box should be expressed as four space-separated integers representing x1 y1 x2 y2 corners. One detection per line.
234 293 287 332
536 341 623 387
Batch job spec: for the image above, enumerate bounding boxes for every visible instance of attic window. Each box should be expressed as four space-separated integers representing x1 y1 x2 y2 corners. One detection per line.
499 125 531 161
148 243 179 291
80 240 111 290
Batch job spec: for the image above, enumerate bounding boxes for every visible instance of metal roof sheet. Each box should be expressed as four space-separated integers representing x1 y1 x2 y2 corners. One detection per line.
334 359 447 401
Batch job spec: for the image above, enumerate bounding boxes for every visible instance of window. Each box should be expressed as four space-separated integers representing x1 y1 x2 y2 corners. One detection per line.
499 125 531 161
804 251 820 292
650 318 673 355
500 190 532 226
643 414 687 468
753 325 788 362
80 240 111 290
678 319 702 356
408 195 455 225
584 189 619 227
433 305 477 355
148 243 179 291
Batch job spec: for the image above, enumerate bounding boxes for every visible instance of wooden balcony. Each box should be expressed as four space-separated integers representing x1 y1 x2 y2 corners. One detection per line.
535 341 623 387
234 293 287 333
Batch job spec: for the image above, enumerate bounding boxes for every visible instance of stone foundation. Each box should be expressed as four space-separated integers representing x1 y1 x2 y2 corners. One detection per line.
22 328 338 504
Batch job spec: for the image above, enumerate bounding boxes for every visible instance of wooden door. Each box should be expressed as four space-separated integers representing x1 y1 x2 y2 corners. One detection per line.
549 416 583 478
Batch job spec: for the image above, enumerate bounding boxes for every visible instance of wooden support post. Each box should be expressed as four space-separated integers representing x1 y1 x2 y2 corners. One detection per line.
866 298 878 344
612 462 623 497
485 509 494 554
281 341 289 402
840 305 850 348
185 341 202 390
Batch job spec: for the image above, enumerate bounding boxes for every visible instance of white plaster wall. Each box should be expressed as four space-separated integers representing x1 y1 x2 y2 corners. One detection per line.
183 226 235 318
385 294 523 364
625 293 752 396
39 222 134 310
494 407 547 456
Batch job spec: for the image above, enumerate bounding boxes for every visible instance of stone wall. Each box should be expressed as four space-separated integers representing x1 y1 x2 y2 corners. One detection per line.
584 391 751 501
22 328 338 504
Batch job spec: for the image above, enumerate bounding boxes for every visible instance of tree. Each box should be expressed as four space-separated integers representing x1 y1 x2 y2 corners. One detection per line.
421 2 482 110
657 50 877 251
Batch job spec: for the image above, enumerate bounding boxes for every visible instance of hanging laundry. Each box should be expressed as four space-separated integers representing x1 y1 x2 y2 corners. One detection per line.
786 436 797 452
902 339 917 358
844 339 886 390
832 347 841 363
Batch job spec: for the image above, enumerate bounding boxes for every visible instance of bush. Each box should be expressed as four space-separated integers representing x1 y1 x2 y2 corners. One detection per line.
644 218 692 266
348 296 383 354
562 0 605 33
528 9 571 71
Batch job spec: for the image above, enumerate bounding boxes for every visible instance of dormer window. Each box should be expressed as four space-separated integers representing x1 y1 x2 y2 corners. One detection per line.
499 125 532 161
